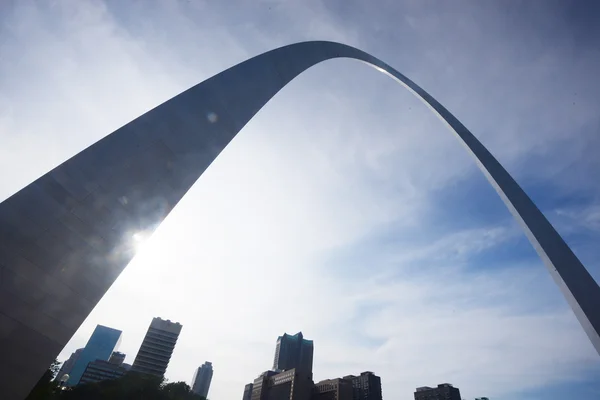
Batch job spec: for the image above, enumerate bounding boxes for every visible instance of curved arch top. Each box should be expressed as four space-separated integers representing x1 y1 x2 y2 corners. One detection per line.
0 41 598 399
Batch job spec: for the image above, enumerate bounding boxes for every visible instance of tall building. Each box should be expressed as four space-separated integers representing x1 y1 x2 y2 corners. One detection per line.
243 383 254 400
56 348 83 382
79 352 131 385
108 351 126 365
66 325 122 386
131 317 182 377
342 372 382 400
251 368 312 400
192 361 214 397
312 378 353 400
272 332 314 376
414 384 461 400
252 371 278 400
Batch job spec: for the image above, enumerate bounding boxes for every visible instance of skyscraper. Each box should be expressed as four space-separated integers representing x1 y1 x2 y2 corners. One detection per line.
108 351 126 366
312 378 353 400
131 317 182 377
272 332 314 376
252 371 279 400
342 372 382 400
66 325 122 386
243 383 254 400
56 348 83 383
414 384 461 400
192 361 214 398
251 369 312 400
79 351 131 385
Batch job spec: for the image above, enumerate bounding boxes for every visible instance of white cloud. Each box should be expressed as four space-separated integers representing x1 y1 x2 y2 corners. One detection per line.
556 204 600 232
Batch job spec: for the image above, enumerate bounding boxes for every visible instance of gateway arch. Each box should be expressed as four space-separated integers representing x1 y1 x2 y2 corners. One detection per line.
0 41 598 399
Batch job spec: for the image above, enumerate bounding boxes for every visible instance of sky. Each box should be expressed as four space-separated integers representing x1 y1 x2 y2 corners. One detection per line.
1 1 600 399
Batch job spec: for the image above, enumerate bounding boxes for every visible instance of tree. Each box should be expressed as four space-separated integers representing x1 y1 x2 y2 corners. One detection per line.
23 368 205 400
58 372 206 400
162 381 205 400
61 372 163 400
25 359 61 400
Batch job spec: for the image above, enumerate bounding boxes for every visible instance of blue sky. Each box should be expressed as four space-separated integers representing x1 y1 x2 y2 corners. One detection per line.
1 1 599 399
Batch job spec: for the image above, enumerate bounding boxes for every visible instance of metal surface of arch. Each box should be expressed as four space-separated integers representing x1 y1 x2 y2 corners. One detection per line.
0 41 598 399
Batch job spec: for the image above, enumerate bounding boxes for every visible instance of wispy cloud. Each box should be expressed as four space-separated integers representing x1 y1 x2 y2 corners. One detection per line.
556 204 600 232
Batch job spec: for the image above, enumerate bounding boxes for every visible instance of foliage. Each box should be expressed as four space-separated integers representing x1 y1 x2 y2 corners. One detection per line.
25 359 61 400
60 372 205 400
162 381 204 400
26 362 206 400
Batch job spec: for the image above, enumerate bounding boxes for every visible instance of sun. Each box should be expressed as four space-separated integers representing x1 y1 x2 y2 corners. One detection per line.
131 231 150 252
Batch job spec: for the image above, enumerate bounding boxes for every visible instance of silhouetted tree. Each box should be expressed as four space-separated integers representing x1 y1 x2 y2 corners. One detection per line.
25 367 205 400
58 372 205 400
163 381 204 400
25 359 61 400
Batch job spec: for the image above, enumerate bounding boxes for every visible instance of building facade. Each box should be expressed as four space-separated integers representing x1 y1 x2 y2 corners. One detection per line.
414 384 461 400
131 317 182 377
272 332 314 376
66 325 122 386
252 368 312 400
342 372 382 400
79 352 131 385
192 361 213 398
312 378 353 400
108 351 126 365
243 383 254 400
252 371 278 400
56 348 83 383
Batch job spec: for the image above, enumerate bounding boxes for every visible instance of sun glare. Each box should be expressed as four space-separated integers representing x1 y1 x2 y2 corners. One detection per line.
131 231 149 252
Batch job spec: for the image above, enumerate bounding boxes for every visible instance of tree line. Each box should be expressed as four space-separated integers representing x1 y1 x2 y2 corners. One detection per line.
26 360 206 400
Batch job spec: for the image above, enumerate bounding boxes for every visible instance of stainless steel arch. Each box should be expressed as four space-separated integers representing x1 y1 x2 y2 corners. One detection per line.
0 41 598 399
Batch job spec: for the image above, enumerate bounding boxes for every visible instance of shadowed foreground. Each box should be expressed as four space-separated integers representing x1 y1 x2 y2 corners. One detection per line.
26 368 203 400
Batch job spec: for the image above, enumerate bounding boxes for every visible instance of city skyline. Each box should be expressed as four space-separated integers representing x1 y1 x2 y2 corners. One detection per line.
54 326 482 400
65 325 122 386
2 2 600 400
248 331 384 400
55 317 186 386
56 327 387 398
